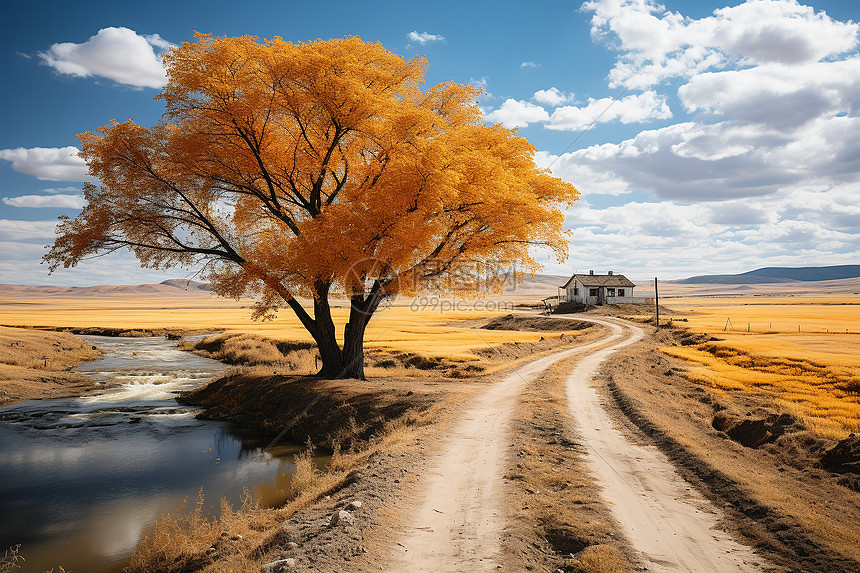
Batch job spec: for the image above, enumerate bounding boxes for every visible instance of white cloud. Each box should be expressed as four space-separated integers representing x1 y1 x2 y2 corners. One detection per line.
407 31 445 45
521 61 538 68
557 188 860 278
0 219 178 286
484 99 550 128
543 1 860 209
547 90 672 131
533 87 575 106
545 113 860 201
678 58 860 130
41 186 81 194
3 194 85 209
582 0 859 89
38 27 171 89
0 146 89 181
0 219 59 241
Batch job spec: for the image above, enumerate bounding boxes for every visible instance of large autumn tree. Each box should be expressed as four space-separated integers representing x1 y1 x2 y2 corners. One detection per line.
46 34 578 379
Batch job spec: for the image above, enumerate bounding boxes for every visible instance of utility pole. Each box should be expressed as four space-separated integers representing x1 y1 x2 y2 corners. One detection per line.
654 277 659 327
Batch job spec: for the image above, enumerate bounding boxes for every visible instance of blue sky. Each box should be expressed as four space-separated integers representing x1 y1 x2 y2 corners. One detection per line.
1 0 858 285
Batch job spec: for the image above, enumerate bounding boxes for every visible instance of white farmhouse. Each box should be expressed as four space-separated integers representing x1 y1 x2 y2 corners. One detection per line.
561 271 636 305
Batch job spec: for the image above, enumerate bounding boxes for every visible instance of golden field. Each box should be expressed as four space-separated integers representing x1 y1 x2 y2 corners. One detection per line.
668 295 860 333
0 289 561 361
664 296 860 438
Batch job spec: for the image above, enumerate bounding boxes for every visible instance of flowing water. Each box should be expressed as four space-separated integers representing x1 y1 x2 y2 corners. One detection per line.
0 335 319 573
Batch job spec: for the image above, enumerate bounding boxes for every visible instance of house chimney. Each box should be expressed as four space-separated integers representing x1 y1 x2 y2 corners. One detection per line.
589 270 594 275
608 270 613 275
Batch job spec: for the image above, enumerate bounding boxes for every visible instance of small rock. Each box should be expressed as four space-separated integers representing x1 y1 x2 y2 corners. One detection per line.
261 558 296 572
231 534 243 540
330 509 355 527
287 541 299 549
347 500 363 510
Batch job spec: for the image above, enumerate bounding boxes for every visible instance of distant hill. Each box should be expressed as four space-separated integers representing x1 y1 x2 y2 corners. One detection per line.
0 279 210 297
676 265 860 284
158 279 211 291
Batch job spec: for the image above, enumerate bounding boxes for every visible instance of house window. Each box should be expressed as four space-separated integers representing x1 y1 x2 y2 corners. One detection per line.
589 288 599 297
573 287 579 295
607 288 616 297
617 288 625 297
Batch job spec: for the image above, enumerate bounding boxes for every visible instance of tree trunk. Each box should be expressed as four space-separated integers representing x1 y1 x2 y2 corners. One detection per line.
314 329 344 377
280 280 384 379
311 281 345 377
339 290 383 379
341 317 368 379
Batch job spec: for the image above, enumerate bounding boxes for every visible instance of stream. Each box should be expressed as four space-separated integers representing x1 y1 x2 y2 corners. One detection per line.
0 335 320 573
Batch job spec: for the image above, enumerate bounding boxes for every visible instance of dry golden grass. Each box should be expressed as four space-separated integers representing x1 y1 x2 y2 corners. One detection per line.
183 333 319 373
0 326 102 404
572 545 632 573
661 297 860 438
0 293 580 360
0 326 99 370
672 296 860 334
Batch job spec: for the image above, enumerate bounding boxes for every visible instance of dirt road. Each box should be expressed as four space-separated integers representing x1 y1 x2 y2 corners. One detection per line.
565 317 764 572
384 333 621 572
386 316 763 572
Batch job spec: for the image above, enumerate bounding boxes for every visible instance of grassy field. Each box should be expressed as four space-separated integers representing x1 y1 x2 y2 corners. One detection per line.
669 295 859 333
0 291 575 361
663 296 860 438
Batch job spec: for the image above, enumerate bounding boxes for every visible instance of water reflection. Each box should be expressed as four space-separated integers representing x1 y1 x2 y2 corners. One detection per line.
0 335 320 573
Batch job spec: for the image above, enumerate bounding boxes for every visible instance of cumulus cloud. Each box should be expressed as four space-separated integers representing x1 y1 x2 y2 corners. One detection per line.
556 187 860 278
543 113 860 201
583 0 859 89
0 147 89 181
540 1 860 205
485 99 549 128
533 87 575 106
3 194 85 209
678 58 860 129
41 186 81 194
407 31 445 45
529 2 860 277
38 27 172 89
547 90 672 131
0 219 59 241
521 61 538 68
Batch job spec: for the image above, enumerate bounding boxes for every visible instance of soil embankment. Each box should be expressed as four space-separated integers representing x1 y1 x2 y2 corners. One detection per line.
180 371 450 451
0 326 101 405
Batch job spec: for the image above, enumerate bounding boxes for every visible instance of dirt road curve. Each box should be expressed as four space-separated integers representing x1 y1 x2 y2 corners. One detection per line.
386 316 763 572
566 316 764 572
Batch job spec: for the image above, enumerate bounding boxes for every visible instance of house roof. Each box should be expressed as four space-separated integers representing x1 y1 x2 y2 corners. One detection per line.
561 274 635 288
